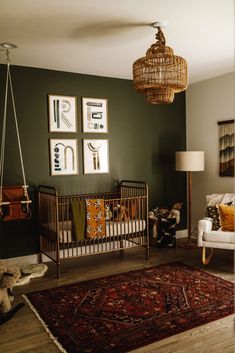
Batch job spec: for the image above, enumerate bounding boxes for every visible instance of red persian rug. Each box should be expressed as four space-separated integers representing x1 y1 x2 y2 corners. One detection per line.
24 262 234 353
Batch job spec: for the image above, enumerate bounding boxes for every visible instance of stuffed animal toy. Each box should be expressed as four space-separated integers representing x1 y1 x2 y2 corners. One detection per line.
0 260 24 325
172 202 183 211
149 202 183 247
15 263 48 286
120 205 130 222
128 200 138 220
168 202 183 224
148 211 158 238
105 204 112 221
0 260 48 325
0 260 21 311
113 204 130 222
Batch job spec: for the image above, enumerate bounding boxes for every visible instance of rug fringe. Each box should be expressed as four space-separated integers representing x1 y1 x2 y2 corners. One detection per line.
22 294 67 353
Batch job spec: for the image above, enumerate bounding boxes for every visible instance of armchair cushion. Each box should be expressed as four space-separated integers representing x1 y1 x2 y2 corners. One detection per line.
203 230 235 244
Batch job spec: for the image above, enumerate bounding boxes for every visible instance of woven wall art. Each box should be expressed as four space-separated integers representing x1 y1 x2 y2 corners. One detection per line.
218 119 234 177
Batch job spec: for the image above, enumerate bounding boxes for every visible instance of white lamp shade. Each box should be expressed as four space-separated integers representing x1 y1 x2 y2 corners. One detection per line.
175 151 204 171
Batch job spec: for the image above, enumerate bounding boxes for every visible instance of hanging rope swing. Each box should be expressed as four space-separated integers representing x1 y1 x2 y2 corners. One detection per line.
0 45 31 221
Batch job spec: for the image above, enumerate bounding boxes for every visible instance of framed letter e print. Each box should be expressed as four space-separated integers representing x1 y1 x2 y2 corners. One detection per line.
82 97 108 133
83 139 109 174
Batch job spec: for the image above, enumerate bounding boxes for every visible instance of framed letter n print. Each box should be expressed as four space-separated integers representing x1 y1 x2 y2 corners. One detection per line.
50 139 78 176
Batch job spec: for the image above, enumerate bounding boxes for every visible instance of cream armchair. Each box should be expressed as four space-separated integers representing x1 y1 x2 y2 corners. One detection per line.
198 193 235 265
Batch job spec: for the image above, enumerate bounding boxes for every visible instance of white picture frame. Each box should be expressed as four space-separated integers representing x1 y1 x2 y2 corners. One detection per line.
83 139 109 174
48 94 77 132
82 97 108 133
49 139 78 176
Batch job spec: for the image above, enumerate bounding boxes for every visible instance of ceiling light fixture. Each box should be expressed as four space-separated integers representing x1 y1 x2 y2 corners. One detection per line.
133 22 188 104
0 42 18 50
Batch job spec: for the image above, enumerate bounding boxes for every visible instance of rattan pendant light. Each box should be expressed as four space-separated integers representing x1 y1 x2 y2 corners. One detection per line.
133 22 188 104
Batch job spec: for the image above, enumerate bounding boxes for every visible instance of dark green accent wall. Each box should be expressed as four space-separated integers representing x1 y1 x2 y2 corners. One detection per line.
0 64 186 258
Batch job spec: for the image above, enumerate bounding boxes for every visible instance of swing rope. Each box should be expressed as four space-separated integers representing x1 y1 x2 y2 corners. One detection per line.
0 61 9 204
0 51 29 207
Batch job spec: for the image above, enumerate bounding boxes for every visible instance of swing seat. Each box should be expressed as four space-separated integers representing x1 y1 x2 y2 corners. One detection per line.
0 186 32 221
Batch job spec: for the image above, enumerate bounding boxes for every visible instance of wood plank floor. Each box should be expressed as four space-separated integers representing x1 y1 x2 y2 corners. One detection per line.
0 243 234 353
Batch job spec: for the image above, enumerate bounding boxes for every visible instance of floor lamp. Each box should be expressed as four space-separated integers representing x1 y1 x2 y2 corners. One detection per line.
175 151 205 247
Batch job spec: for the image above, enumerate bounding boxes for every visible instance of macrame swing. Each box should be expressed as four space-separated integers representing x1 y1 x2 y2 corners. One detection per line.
0 48 31 221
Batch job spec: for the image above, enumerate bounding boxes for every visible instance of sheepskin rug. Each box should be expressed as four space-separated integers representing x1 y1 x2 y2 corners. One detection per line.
15 263 48 286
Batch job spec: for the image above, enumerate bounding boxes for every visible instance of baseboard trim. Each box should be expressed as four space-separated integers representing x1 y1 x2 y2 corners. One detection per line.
2 254 50 266
176 229 188 239
3 229 189 266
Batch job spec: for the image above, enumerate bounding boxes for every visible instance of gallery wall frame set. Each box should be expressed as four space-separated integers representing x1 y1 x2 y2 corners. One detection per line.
48 95 109 175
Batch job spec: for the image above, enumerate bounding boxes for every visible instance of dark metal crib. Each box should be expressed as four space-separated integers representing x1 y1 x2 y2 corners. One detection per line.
38 180 149 277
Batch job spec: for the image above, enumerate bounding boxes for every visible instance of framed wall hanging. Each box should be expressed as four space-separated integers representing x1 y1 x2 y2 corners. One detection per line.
82 97 108 133
48 94 77 132
218 119 234 177
49 139 78 176
83 139 109 174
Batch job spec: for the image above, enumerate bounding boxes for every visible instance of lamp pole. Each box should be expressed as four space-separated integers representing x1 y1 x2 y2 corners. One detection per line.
187 171 192 244
175 151 205 248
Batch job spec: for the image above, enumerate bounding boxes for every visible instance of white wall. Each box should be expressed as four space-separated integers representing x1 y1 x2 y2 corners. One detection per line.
186 72 235 228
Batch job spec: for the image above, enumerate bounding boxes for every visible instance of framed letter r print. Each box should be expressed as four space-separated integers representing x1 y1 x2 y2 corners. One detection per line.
48 95 77 132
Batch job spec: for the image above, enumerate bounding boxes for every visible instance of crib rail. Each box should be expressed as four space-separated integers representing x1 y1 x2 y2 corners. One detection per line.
119 180 148 196
38 185 59 273
38 181 149 277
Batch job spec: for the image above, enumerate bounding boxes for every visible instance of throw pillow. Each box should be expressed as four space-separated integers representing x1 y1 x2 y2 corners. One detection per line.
206 205 220 230
218 204 235 232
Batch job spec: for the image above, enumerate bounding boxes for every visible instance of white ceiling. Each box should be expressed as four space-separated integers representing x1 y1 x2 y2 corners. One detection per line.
0 0 234 85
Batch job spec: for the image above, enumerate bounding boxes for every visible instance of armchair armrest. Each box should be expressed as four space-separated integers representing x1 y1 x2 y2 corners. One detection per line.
198 218 213 247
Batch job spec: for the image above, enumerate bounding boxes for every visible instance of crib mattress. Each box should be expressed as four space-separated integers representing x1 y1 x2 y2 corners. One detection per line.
43 220 146 243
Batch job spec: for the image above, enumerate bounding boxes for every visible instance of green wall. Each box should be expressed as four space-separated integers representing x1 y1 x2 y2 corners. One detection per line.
0 64 186 258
